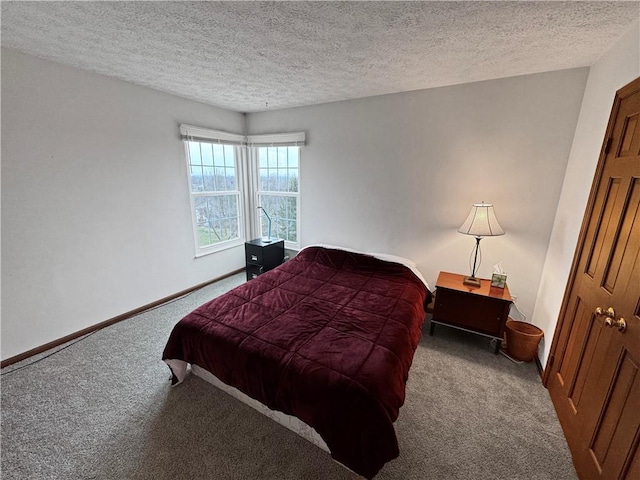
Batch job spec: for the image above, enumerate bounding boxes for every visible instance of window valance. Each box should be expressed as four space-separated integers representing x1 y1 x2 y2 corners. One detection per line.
179 124 245 145
180 124 305 147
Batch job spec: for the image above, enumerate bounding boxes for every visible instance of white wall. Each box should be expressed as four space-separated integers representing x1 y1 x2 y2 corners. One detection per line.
1 49 246 361
4 43 617 364
532 20 640 367
248 69 589 327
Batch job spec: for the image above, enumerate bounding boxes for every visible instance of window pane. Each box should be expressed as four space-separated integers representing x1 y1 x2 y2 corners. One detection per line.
287 196 297 220
258 148 267 169
211 219 223 243
265 169 274 191
194 197 211 247
197 228 212 248
224 195 231 217
216 167 227 192
221 218 230 240
267 147 278 168
287 147 299 168
212 144 224 167
188 142 202 165
259 194 297 243
257 146 299 194
201 166 213 191
212 195 225 219
194 194 240 248
189 141 238 194
277 169 288 191
259 168 267 190
229 194 238 215
277 147 288 168
191 164 204 192
201 143 214 166
226 167 236 190
224 145 234 167
288 220 297 243
288 169 299 192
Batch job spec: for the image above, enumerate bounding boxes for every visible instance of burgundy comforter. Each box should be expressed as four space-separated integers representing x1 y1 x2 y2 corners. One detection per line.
162 246 430 478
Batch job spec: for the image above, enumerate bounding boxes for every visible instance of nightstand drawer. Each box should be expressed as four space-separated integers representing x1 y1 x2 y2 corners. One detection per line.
245 244 263 265
246 264 264 281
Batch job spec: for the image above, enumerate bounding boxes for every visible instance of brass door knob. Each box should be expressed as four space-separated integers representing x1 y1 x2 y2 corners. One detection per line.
604 316 627 333
595 306 615 317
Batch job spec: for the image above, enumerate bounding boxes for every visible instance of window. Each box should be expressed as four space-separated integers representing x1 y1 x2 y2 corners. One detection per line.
181 125 246 255
256 146 300 245
180 125 305 256
248 132 305 249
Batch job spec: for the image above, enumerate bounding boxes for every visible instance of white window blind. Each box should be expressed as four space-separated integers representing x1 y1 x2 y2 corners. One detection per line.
246 132 306 147
180 124 246 145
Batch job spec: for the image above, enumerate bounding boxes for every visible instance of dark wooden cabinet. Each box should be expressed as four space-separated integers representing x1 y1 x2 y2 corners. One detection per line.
429 271 512 353
245 238 284 281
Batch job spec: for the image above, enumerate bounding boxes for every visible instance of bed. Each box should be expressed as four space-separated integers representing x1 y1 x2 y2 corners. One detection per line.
162 245 431 478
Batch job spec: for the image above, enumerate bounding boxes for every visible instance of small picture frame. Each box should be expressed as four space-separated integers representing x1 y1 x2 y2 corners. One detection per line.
491 273 507 289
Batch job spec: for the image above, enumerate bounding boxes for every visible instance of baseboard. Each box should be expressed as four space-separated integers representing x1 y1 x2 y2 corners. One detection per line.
0 268 244 368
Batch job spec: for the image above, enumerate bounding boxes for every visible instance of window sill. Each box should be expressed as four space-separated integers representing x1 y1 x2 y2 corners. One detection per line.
194 239 244 258
284 242 300 252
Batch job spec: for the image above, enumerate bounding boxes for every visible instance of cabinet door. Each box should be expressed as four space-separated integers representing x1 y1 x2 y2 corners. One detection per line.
434 289 505 337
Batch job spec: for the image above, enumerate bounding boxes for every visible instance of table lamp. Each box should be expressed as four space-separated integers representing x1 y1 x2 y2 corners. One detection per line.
458 202 504 287
257 206 272 242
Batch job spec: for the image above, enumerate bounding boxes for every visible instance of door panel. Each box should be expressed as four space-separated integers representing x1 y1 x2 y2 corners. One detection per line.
586 177 622 278
557 297 588 390
626 442 640 479
568 314 609 412
545 77 640 479
589 351 639 472
617 112 639 158
603 179 640 290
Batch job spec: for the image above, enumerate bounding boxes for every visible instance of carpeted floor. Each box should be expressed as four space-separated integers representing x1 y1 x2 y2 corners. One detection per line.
1 272 577 479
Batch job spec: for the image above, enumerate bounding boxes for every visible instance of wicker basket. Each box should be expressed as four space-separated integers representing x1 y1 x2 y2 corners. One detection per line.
505 319 543 362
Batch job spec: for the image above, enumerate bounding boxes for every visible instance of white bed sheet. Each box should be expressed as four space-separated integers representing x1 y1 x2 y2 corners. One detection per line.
302 243 430 290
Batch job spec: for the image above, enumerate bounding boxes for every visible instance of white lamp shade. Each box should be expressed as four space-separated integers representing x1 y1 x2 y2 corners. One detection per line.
458 203 505 237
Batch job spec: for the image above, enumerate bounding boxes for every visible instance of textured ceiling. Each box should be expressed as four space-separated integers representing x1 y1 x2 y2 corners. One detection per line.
2 1 639 112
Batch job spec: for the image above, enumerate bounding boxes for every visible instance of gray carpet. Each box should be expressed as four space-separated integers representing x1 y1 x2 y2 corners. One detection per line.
1 273 577 479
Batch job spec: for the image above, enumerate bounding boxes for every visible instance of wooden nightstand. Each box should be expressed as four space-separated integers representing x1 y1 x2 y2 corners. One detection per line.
245 238 284 281
429 271 512 353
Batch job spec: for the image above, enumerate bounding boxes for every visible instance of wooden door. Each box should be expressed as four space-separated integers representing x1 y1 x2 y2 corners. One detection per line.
544 77 640 479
